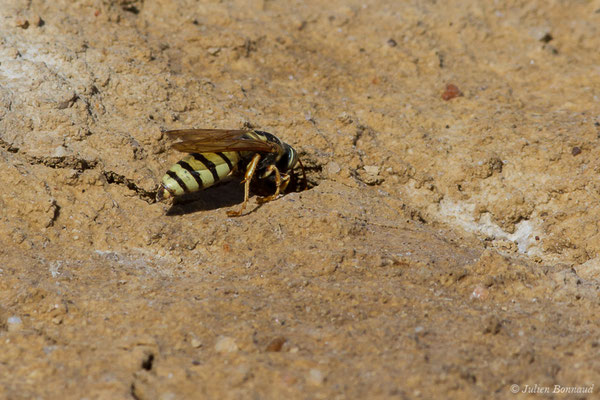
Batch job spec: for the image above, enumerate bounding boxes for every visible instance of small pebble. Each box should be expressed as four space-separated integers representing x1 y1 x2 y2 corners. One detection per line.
191 338 202 348
53 145 68 158
8 47 21 59
442 83 462 101
265 337 286 352
15 18 29 29
387 38 397 47
572 146 581 156
337 112 353 125
7 316 23 332
215 336 239 353
471 285 489 300
539 33 553 43
361 165 383 185
325 161 341 175
363 165 380 176
307 368 324 386
33 15 44 27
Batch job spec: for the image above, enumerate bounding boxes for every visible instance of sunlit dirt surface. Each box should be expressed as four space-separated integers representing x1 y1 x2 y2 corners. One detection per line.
1 1 599 398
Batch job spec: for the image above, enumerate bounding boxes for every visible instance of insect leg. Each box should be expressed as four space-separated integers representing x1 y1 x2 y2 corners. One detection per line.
227 153 261 217
279 173 291 193
297 157 308 190
257 165 284 204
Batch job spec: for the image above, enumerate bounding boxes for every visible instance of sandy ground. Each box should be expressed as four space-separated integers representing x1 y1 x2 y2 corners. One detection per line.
1 0 599 398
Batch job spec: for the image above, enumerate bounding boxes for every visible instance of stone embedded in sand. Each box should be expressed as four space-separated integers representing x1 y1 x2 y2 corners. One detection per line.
363 165 380 176
7 316 23 332
325 161 341 176
32 15 44 27
442 83 462 100
53 145 68 158
215 336 239 353
360 165 384 185
15 18 29 29
265 337 287 352
470 285 489 300
307 368 324 386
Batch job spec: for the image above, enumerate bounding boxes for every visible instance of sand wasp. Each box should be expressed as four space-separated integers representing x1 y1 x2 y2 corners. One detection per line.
157 129 306 216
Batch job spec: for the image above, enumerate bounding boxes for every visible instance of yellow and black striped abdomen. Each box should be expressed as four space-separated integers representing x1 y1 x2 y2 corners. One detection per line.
161 151 241 197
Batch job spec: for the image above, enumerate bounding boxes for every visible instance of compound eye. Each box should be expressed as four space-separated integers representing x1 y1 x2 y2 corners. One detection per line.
287 147 298 170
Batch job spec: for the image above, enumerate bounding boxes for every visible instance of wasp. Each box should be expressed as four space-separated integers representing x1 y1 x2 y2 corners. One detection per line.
157 129 306 216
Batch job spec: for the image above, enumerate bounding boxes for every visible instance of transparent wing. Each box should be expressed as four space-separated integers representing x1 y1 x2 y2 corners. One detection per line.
164 129 279 153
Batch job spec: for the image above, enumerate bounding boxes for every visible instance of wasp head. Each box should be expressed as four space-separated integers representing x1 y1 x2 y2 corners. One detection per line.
277 144 299 172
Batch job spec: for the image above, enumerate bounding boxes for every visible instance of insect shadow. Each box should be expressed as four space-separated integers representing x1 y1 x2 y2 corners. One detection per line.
165 180 244 216
165 179 272 216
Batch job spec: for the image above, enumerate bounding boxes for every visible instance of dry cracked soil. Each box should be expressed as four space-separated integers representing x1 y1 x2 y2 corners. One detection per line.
1 0 600 399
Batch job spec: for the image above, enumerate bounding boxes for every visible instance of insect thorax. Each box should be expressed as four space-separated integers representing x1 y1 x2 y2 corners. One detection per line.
251 130 298 174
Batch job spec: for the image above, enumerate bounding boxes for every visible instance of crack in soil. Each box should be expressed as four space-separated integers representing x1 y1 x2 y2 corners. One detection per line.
0 137 158 203
102 170 157 204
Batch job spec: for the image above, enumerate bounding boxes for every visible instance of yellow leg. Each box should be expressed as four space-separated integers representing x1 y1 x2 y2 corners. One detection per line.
227 153 261 217
257 165 286 204
279 173 291 193
297 158 307 190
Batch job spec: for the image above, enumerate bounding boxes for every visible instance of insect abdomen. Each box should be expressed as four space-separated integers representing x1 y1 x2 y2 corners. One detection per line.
161 151 240 197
